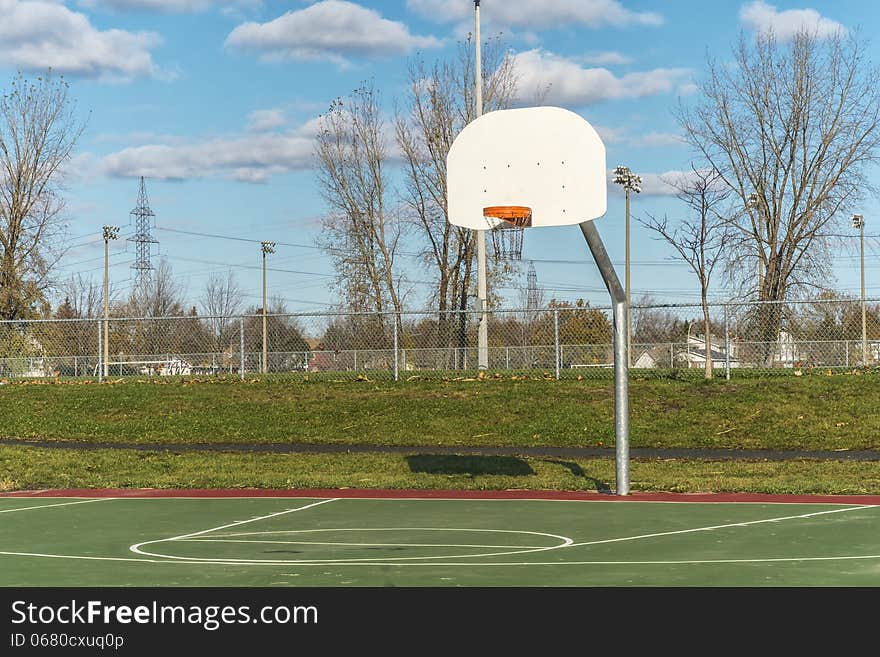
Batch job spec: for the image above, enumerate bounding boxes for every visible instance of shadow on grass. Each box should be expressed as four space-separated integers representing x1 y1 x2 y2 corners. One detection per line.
540 459 612 494
406 454 534 476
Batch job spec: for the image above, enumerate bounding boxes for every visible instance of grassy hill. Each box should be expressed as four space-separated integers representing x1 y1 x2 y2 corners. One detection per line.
1 371 878 493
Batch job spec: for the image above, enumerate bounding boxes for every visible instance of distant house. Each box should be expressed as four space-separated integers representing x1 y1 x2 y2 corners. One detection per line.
633 345 674 369
679 334 741 369
773 329 802 367
634 334 740 370
308 343 338 372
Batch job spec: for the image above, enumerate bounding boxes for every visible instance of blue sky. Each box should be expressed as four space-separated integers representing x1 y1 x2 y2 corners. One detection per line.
4 0 878 312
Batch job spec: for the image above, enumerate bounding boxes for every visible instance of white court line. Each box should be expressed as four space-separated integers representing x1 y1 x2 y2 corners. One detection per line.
568 504 877 548
129 498 338 557
182 538 551 549
0 551 215 565
0 499 110 514
135 527 574 564
2 500 878 570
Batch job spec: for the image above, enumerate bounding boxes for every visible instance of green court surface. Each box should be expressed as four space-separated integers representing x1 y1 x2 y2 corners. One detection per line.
2 494 880 586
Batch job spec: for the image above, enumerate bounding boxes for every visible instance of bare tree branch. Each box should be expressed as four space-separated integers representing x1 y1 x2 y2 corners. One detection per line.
0 70 85 319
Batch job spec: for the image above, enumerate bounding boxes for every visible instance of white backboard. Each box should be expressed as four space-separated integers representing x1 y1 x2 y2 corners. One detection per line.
447 106 607 229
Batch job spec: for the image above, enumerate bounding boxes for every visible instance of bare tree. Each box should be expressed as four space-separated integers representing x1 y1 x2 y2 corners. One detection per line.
199 270 243 352
640 167 733 378
126 258 185 318
678 29 880 361
395 34 517 351
59 273 104 318
315 82 404 333
0 70 85 319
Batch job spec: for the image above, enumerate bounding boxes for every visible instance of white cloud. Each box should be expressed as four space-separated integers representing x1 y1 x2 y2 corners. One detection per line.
608 169 726 197
77 0 259 11
247 108 286 132
607 170 682 197
739 1 846 40
0 0 163 80
407 0 663 29
513 49 690 107
579 51 633 66
225 1 442 66
636 131 686 147
98 105 408 183
593 125 627 144
101 129 317 182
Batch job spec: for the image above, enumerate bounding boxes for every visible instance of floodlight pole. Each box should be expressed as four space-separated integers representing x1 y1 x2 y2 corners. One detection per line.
853 214 867 364
102 225 119 378
579 221 629 496
613 166 640 368
748 193 764 296
261 240 275 375
475 0 489 370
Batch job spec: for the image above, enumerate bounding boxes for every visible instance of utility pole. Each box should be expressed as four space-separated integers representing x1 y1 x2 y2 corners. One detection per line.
102 225 119 377
612 166 641 367
261 240 275 374
853 214 867 364
474 0 488 370
748 193 764 297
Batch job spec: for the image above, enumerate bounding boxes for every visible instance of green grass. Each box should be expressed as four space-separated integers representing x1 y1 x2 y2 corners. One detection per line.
2 371 879 494
2 444 880 495
1 370 879 451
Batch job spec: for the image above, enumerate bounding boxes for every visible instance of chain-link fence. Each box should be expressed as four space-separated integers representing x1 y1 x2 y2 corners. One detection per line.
1 298 878 381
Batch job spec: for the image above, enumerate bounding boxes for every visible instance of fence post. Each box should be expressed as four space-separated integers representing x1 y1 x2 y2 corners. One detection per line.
97 318 103 382
393 315 399 382
554 308 560 380
724 305 731 381
239 316 245 381
506 346 510 370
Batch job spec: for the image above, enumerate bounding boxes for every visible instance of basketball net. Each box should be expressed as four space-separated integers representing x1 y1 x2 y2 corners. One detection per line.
483 206 531 261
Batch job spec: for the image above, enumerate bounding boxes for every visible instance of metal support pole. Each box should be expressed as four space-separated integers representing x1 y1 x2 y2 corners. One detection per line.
860 221 867 365
262 253 267 375
97 318 103 382
239 316 245 381
393 317 399 382
625 188 631 368
579 221 629 496
103 238 110 378
554 308 560 380
724 305 731 381
475 0 488 371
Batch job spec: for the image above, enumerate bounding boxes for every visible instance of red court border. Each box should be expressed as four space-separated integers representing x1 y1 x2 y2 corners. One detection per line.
2 488 880 504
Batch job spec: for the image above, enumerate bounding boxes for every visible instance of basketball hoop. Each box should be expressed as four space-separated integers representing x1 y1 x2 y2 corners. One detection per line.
483 206 531 260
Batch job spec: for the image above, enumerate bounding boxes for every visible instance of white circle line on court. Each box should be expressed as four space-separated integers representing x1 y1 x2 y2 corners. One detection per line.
133 528 575 564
